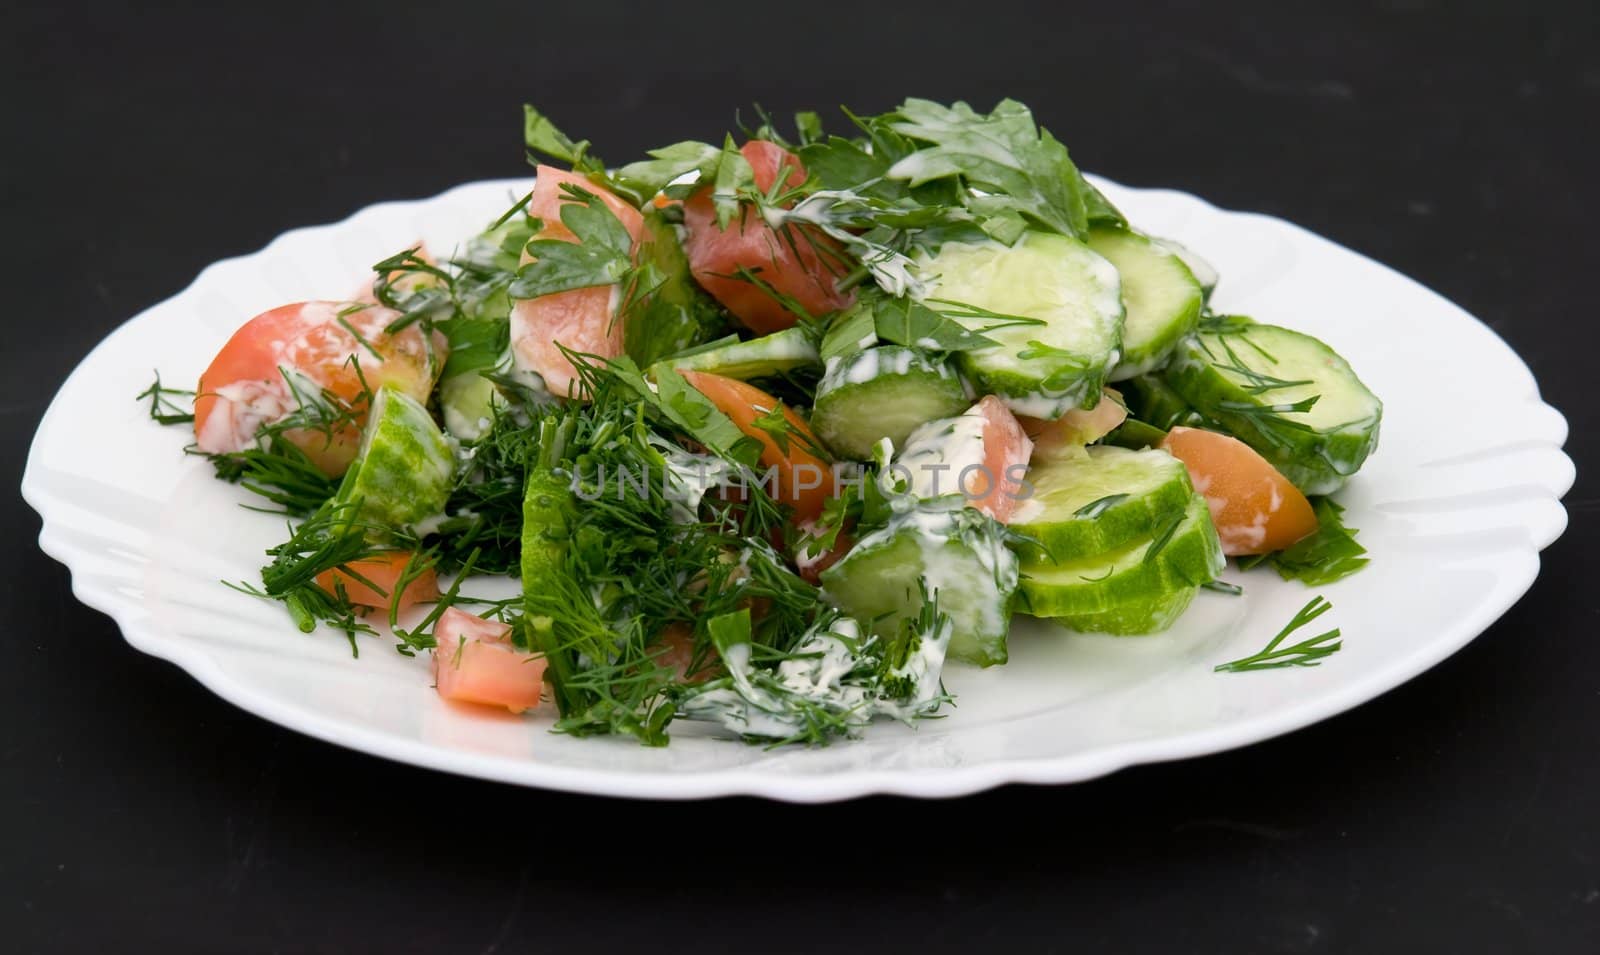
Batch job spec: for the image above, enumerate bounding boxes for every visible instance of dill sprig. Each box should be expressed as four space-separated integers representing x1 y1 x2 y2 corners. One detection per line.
1215 595 1342 672
137 372 195 425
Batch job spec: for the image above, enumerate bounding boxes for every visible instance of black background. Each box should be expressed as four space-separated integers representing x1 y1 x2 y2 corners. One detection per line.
5 1 1598 952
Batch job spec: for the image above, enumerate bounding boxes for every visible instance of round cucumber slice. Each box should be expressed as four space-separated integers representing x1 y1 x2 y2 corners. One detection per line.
1054 585 1199 635
340 387 455 534
1010 446 1195 561
1085 227 1204 380
1017 493 1224 618
917 232 1124 419
1166 324 1382 494
811 346 969 459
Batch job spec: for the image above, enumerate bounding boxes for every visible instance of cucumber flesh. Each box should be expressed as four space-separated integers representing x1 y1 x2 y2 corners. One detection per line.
812 346 969 460
1086 227 1204 380
917 232 1124 419
652 326 819 382
439 371 504 441
820 500 1018 667
1010 446 1195 561
1017 493 1223 618
339 387 456 536
1166 324 1382 494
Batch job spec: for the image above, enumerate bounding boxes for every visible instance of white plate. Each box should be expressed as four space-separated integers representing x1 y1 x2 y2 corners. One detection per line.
22 177 1574 802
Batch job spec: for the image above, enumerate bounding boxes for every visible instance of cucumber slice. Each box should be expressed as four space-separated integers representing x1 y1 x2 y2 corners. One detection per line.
812 347 969 460
438 371 504 441
1017 493 1223 618
820 500 1019 667
1055 585 1198 635
1010 446 1195 561
1166 324 1382 494
339 388 455 535
625 208 728 367
653 327 819 381
1122 373 1204 431
1086 227 1204 380
917 232 1124 419
1149 236 1219 301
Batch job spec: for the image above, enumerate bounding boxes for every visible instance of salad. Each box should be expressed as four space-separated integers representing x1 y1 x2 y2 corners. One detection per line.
142 97 1382 746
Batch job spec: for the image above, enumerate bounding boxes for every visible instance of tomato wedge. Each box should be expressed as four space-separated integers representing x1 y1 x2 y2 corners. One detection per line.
678 370 830 521
509 166 646 399
194 301 444 475
681 141 855 334
432 608 547 714
1161 426 1319 555
315 552 439 616
965 396 1035 523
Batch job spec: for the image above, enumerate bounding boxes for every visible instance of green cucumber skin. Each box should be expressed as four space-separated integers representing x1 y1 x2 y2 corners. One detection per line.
1165 327 1382 495
811 347 970 460
653 326 819 381
1017 494 1224 618
1086 227 1204 381
342 388 455 534
1122 374 1204 431
1011 446 1195 562
1054 585 1199 635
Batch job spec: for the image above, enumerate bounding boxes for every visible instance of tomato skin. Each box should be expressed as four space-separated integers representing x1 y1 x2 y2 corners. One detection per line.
510 166 646 399
432 608 547 714
195 301 444 475
681 141 855 334
1161 426 1319 556
678 370 831 521
316 552 439 616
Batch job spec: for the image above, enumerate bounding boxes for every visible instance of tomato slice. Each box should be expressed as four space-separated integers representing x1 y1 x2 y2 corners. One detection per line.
194 301 444 475
315 552 439 616
678 370 830 521
509 166 646 399
432 607 547 714
681 141 855 334
1161 426 1318 555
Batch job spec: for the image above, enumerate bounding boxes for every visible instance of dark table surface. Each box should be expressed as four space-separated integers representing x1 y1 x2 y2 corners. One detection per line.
5 1 1597 951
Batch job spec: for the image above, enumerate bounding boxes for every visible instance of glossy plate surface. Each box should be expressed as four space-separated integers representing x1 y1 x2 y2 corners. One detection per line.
22 177 1574 801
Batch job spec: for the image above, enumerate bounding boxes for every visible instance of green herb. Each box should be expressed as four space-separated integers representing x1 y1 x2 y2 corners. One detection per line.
1202 579 1244 596
1241 498 1370 585
1215 595 1342 672
1074 494 1129 519
137 373 195 426
508 185 635 300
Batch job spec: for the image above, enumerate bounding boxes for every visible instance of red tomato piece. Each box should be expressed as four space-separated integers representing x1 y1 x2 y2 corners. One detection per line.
194 301 444 475
316 552 439 616
681 141 855 334
1161 426 1319 555
432 608 547 714
510 166 646 399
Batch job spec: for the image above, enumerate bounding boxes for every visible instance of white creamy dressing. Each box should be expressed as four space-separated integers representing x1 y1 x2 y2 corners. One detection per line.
677 610 957 739
819 347 919 394
894 410 988 501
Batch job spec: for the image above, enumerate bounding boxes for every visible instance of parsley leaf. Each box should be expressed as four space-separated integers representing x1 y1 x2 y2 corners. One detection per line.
508 186 635 300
